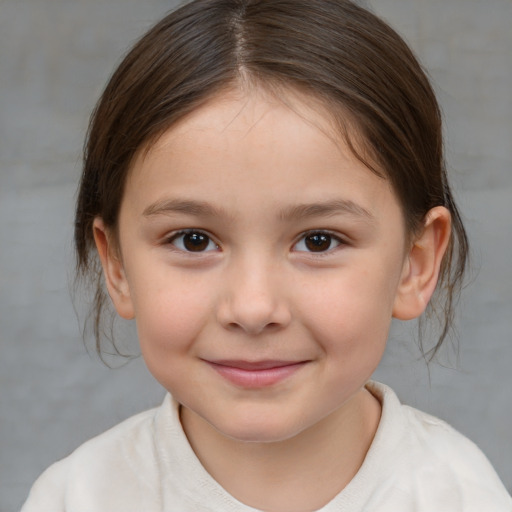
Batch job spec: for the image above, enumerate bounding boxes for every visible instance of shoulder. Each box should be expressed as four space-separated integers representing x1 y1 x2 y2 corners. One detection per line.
400 402 500 482
22 398 170 512
401 403 487 463
365 382 512 511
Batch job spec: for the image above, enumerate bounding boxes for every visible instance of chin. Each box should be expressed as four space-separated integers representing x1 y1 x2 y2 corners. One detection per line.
213 413 307 444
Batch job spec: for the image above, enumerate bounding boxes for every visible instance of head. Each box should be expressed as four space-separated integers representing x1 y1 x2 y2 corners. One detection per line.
75 0 468 363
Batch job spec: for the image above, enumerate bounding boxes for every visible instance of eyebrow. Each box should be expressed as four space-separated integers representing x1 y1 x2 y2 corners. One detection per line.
278 199 375 223
143 197 375 223
143 199 229 219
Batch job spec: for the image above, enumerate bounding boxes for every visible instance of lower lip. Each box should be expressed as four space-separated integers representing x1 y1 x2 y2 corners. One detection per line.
207 362 306 388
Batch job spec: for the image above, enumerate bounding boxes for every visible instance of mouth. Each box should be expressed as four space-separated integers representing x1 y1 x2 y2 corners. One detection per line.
204 359 309 388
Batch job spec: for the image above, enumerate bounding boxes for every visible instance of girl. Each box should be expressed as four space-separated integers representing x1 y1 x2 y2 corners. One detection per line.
22 0 512 510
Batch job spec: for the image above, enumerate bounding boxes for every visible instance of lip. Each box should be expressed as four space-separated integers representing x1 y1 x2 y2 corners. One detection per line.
205 360 308 388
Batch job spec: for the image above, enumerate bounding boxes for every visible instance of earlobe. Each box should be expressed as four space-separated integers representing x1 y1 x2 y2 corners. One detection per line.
93 218 135 320
392 206 451 320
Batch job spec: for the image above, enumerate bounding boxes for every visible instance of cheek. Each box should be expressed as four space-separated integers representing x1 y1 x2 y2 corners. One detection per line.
130 274 213 368
297 268 395 355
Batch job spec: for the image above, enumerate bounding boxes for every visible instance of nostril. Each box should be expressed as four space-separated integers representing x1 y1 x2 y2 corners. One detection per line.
224 319 285 335
216 289 292 335
225 321 276 332
226 321 243 331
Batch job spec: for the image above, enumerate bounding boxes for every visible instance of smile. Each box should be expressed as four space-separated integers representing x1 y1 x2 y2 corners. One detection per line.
205 360 308 388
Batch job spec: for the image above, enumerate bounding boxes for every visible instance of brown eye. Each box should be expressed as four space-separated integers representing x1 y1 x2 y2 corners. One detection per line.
171 231 218 252
305 233 331 252
183 232 209 251
294 232 342 253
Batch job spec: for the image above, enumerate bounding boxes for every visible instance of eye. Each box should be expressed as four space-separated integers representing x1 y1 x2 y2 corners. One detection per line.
293 231 343 253
168 230 219 253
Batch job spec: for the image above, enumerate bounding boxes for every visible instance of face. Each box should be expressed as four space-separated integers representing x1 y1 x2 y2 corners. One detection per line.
102 90 413 443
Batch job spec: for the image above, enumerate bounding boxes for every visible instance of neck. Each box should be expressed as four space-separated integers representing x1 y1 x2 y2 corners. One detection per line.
180 387 381 512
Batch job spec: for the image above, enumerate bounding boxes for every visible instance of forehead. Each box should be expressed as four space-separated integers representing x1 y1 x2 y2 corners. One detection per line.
157 88 337 145
145 85 358 156
125 88 401 226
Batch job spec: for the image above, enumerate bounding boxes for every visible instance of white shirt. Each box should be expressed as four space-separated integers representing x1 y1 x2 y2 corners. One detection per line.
22 382 512 511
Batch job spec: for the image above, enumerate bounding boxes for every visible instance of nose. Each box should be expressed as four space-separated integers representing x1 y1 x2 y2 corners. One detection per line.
216 255 292 335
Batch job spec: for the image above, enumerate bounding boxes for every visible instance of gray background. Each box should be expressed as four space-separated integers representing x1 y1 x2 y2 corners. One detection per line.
1 0 511 510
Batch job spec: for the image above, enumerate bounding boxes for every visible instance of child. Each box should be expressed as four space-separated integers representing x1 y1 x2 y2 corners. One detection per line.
22 0 512 510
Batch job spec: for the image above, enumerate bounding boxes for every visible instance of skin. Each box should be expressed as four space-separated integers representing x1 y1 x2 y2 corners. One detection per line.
94 89 451 512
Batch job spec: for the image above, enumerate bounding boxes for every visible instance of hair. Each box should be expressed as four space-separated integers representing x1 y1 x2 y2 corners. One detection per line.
75 0 469 359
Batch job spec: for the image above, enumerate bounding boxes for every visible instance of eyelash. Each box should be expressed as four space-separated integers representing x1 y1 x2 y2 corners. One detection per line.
165 229 346 255
166 229 220 253
292 230 346 255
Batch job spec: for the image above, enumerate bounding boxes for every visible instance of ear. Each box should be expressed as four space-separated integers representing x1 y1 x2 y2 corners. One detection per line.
392 206 451 320
93 218 135 320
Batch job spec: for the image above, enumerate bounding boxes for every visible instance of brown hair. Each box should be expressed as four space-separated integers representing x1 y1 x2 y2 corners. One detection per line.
75 0 469 359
